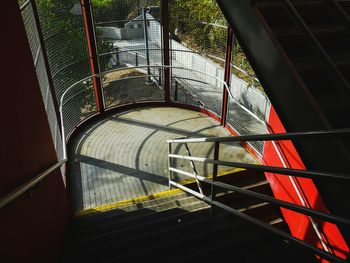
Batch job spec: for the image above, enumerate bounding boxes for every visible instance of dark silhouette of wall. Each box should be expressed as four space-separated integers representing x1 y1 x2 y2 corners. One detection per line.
0 1 70 262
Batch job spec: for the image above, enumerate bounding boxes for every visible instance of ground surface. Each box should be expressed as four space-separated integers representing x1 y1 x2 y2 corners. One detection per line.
68 107 257 212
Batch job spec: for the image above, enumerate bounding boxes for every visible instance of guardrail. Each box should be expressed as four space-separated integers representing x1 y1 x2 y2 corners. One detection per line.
59 65 266 160
167 129 350 262
0 159 67 209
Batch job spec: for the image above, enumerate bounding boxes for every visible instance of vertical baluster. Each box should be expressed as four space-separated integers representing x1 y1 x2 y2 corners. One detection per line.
168 142 172 190
210 141 220 216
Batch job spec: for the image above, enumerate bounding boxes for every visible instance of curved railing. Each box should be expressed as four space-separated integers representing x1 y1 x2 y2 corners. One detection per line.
59 65 266 161
58 65 346 261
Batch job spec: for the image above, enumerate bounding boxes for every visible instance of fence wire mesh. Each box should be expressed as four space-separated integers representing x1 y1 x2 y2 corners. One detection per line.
23 0 272 157
102 67 164 109
61 79 97 139
91 0 164 107
169 1 227 117
20 1 64 162
92 0 161 72
35 0 91 99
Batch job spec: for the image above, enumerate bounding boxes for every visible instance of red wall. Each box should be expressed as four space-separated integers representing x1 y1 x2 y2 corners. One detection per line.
0 2 70 262
263 107 348 261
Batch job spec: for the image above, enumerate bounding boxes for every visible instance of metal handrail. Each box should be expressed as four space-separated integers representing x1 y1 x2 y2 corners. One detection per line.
167 130 350 262
167 160 347 262
324 0 350 33
167 148 349 262
168 153 350 181
19 0 31 10
167 128 350 143
59 64 248 160
0 159 67 209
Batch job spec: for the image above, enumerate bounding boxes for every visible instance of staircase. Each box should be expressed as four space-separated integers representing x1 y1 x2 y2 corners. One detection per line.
59 170 317 262
256 0 350 130
216 0 350 225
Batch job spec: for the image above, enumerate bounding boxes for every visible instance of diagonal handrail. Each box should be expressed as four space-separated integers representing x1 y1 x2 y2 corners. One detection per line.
167 127 350 262
0 159 67 209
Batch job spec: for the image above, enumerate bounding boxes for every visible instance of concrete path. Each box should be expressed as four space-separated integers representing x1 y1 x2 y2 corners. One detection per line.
68 107 257 212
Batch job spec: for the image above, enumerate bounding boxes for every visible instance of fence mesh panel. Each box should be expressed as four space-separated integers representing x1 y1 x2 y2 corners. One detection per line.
169 1 227 117
92 0 161 72
102 67 164 109
22 0 272 156
20 1 64 161
92 0 163 106
35 0 91 99
62 79 97 138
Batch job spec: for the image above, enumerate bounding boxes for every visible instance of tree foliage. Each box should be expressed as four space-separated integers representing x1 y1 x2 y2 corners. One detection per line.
170 0 258 86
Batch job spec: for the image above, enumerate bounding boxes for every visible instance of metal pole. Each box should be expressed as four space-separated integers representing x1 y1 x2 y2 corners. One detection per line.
168 143 173 189
174 80 178 101
184 143 203 195
30 0 62 133
143 7 152 83
210 141 220 216
161 0 171 103
81 0 104 113
221 27 234 126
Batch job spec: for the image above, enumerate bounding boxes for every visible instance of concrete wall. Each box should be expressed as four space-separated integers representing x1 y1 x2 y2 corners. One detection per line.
97 26 125 40
98 13 159 41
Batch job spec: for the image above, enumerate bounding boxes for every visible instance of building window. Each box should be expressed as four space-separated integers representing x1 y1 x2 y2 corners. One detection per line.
137 24 142 29
130 24 134 29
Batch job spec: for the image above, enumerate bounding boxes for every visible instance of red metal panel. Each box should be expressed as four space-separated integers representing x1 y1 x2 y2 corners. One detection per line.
221 27 234 125
263 107 348 261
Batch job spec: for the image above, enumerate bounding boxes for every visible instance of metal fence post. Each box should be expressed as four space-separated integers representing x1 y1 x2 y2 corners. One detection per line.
174 81 178 101
81 0 104 113
161 0 171 103
30 0 62 133
221 27 234 126
210 141 220 216
143 8 152 83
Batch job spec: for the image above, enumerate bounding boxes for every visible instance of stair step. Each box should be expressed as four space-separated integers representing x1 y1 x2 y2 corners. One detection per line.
62 209 238 262
72 191 190 225
66 203 210 248
69 197 208 238
257 0 340 27
273 24 350 58
93 214 244 262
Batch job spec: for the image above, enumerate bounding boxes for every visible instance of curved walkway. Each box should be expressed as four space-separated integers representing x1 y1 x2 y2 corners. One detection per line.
68 107 257 212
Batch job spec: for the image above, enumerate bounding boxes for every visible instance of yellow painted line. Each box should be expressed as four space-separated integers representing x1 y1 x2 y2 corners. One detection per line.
176 167 245 185
75 188 182 217
75 167 246 217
